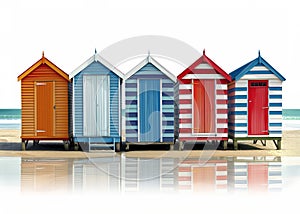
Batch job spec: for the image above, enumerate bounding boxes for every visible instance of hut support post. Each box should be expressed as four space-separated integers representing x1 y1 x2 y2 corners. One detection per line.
233 139 238 150
179 141 184 151
273 139 281 150
21 140 28 151
223 140 227 150
170 143 174 151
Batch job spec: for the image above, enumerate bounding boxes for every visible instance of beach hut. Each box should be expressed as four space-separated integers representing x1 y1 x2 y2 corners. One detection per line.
69 53 124 152
17 52 70 150
124 55 176 150
228 51 286 150
175 50 231 150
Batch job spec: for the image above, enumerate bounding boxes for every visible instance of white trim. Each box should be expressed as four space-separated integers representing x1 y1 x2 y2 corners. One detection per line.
137 79 140 142
216 94 227 100
250 66 269 71
124 55 176 82
216 84 227 90
70 54 124 79
72 79 75 136
179 114 192 119
195 63 213 69
269 90 282 95
180 104 192 109
241 74 278 80
214 79 217 133
234 91 248 96
180 133 223 137
269 79 282 86
191 79 194 134
216 104 227 109
179 84 192 90
107 75 111 136
179 123 192 128
179 94 192 100
183 74 224 79
216 123 228 129
118 78 121 135
160 79 163 142
235 80 248 87
269 107 282 112
269 127 282 131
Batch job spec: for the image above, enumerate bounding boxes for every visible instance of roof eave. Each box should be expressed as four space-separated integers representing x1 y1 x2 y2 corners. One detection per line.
95 54 124 79
70 54 124 79
125 56 176 82
69 55 95 79
18 57 70 82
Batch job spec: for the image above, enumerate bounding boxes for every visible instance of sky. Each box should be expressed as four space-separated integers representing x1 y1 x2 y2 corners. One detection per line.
1 0 299 109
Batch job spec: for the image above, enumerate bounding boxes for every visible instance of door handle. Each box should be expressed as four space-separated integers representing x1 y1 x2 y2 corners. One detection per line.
53 105 56 110
262 107 269 109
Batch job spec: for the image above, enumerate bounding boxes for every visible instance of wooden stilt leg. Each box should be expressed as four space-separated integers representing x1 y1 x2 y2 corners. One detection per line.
179 141 183 151
64 140 69 151
74 142 79 151
223 140 227 150
277 139 281 150
233 139 238 150
263 140 266 146
21 140 26 151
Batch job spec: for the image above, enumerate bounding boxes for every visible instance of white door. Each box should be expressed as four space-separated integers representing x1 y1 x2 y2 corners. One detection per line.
83 75 110 136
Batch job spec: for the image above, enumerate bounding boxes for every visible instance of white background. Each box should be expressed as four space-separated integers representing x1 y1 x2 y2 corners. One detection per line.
1 0 299 109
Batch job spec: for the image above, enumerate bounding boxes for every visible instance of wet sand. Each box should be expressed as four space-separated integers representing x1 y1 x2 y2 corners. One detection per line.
0 129 300 158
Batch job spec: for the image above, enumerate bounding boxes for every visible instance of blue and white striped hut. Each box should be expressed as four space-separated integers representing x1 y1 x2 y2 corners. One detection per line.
70 53 124 151
124 55 176 149
228 51 286 150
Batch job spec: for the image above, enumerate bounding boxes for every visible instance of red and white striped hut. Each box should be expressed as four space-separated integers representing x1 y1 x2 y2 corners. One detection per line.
174 50 232 150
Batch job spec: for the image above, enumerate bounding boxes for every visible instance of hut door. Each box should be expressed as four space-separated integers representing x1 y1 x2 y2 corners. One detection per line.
248 80 268 135
193 80 216 133
35 81 54 137
139 79 161 142
83 75 110 136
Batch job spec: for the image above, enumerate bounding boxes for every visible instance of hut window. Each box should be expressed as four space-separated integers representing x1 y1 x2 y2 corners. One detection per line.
83 75 110 136
193 79 216 133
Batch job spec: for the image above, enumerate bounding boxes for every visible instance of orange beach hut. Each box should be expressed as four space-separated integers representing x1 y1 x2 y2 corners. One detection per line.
17 52 70 150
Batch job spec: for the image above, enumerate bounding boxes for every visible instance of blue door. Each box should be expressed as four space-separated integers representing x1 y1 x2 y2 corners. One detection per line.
139 79 161 142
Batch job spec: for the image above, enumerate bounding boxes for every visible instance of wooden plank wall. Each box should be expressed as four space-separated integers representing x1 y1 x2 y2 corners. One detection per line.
21 64 68 139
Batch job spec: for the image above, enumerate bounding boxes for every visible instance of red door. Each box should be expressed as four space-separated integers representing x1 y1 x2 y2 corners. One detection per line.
248 80 268 135
193 80 215 133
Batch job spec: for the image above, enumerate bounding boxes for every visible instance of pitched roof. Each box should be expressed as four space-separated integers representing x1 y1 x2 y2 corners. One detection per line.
177 50 231 82
230 51 286 81
18 52 69 82
69 53 124 79
124 55 177 82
